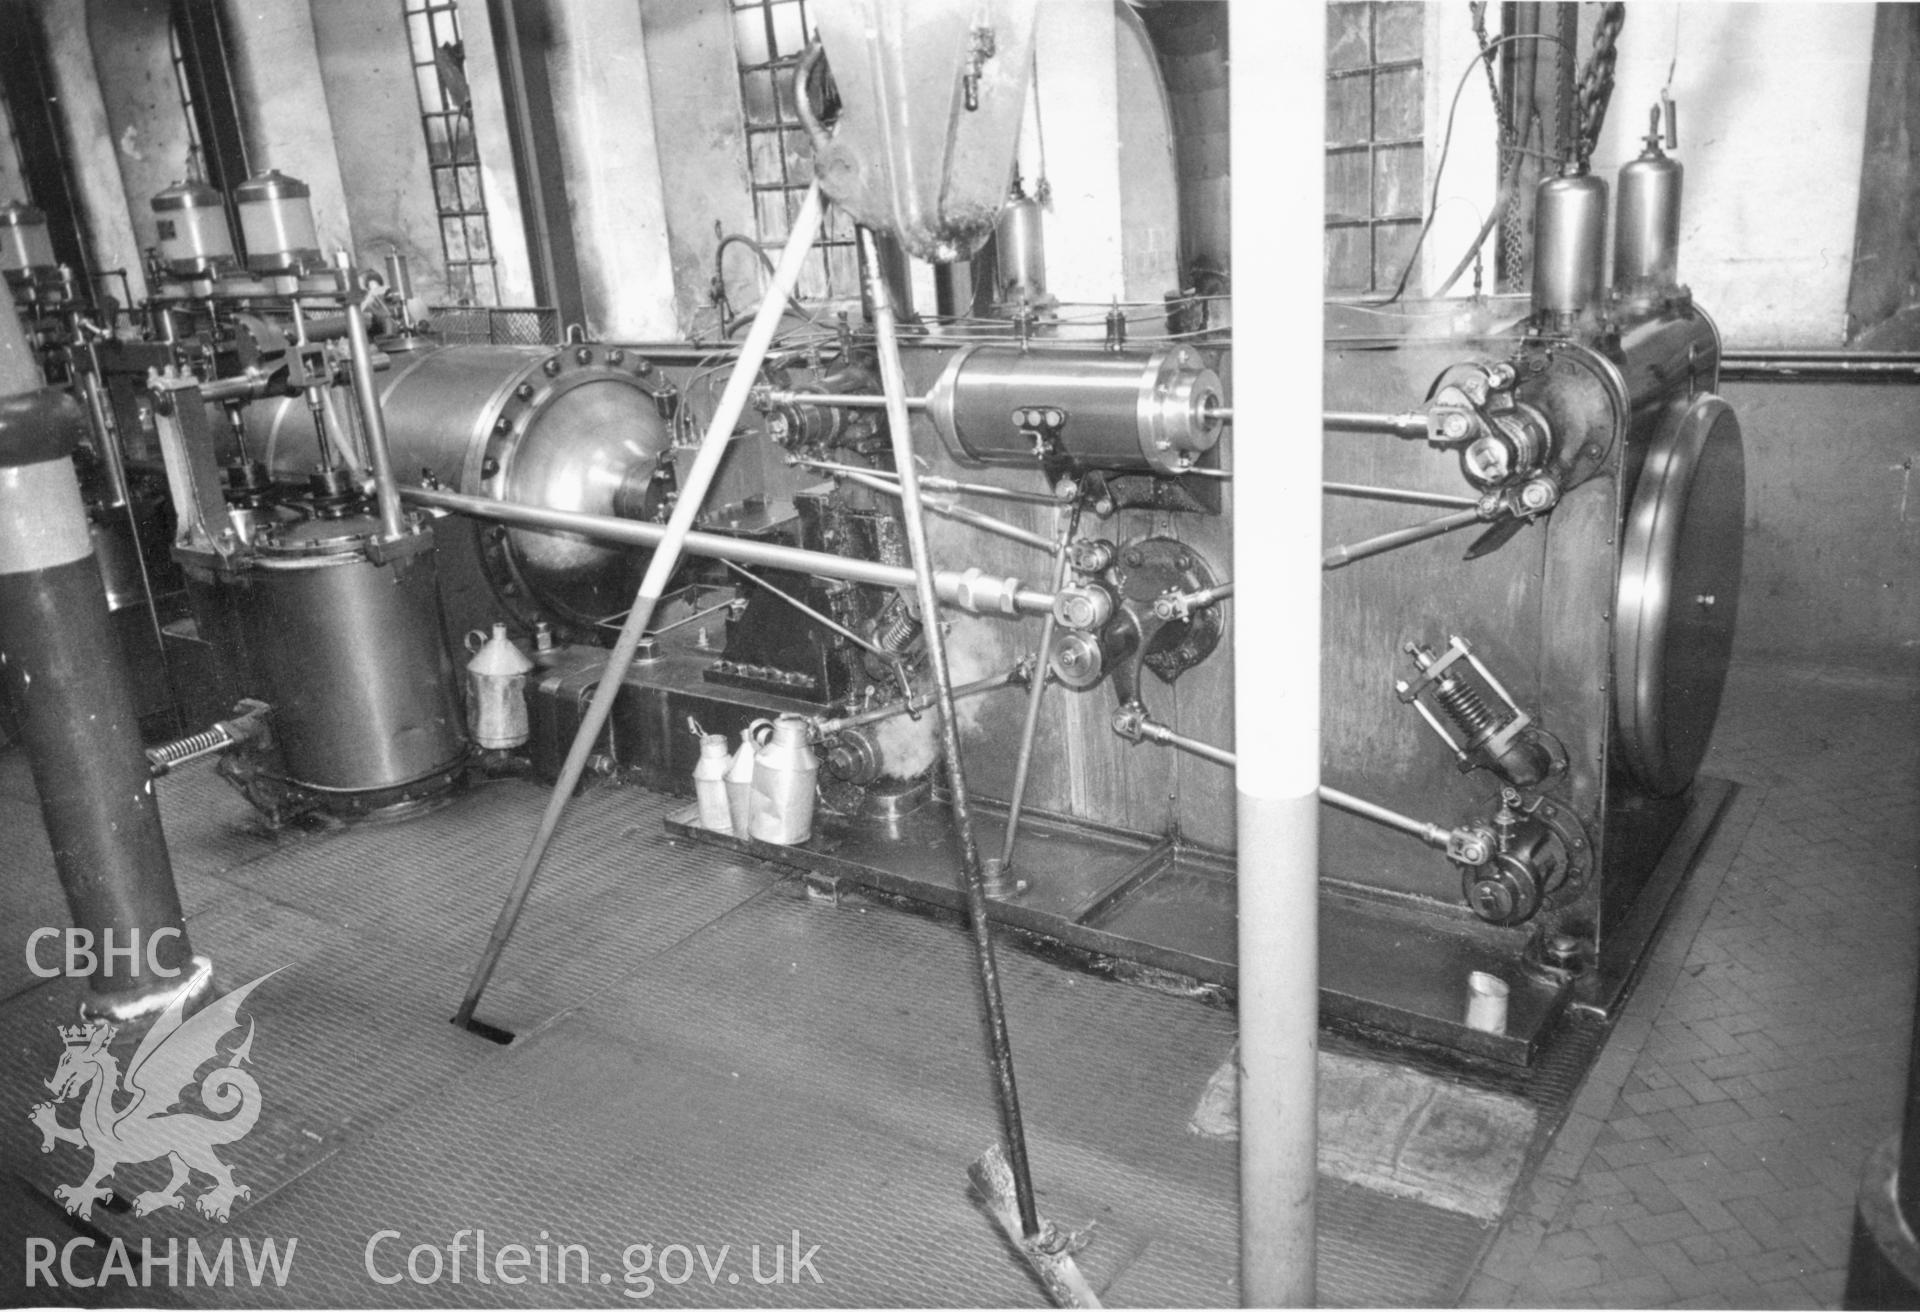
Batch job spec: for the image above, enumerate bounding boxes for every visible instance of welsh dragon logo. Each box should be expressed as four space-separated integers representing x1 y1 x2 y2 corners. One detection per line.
28 970 277 1222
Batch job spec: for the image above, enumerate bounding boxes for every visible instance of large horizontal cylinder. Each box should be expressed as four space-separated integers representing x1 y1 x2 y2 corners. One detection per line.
926 343 1225 475
253 342 674 631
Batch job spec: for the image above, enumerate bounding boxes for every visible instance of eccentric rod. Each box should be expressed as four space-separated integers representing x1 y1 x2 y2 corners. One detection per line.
813 665 1030 736
1323 507 1485 569
398 485 1057 617
1324 481 1479 510
832 466 1055 553
1110 713 1468 853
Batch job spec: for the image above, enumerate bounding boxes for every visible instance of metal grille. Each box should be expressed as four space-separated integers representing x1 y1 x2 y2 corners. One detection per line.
729 0 857 302
1325 2 1426 295
424 304 559 346
403 0 499 306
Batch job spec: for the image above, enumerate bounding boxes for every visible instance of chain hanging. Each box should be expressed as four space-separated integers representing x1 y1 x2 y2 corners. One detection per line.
1571 3 1627 172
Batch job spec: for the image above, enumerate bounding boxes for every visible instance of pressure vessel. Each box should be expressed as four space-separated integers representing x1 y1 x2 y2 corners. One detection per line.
1532 171 1608 319
234 170 320 274
1615 140 1683 296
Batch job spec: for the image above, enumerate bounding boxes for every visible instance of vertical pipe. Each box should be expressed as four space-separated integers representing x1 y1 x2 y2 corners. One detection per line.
863 224 1041 1239
0 281 195 1014
344 303 406 541
453 182 827 1030
1234 3 1319 1304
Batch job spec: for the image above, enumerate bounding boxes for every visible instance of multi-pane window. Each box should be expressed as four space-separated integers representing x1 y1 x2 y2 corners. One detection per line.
1325 2 1425 295
403 0 498 305
729 0 857 302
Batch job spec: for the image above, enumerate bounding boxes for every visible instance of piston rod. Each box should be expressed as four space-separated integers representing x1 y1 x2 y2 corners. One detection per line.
762 389 930 411
1324 410 1429 439
398 485 1057 617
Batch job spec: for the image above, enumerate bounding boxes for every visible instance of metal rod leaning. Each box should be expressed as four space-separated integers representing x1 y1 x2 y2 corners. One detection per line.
862 224 1043 1241
452 181 828 1032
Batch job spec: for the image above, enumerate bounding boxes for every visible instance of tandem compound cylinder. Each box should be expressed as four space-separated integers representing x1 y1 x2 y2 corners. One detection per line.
0 380 196 1012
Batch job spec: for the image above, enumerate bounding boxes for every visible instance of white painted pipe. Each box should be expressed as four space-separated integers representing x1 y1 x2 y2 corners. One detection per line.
1233 1 1321 1303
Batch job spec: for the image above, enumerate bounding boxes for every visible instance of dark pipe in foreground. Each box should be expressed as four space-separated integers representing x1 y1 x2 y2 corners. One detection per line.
0 291 194 1012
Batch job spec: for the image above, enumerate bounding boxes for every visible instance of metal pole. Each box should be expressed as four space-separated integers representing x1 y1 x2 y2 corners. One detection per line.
344 303 406 541
452 181 828 1031
399 484 1058 617
862 224 1043 1240
0 281 197 1016
1237 0 1320 1300
996 502 1077 880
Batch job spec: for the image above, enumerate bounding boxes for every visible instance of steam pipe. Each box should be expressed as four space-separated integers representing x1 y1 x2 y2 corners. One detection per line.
0 281 197 1016
864 224 1043 1241
344 304 405 540
1719 350 1920 382
398 485 1057 617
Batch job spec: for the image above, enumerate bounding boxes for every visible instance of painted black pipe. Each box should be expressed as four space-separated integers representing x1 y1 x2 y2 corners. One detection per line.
0 315 194 1011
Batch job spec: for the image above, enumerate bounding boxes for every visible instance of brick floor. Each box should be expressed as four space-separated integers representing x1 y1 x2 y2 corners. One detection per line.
1466 662 1920 1309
